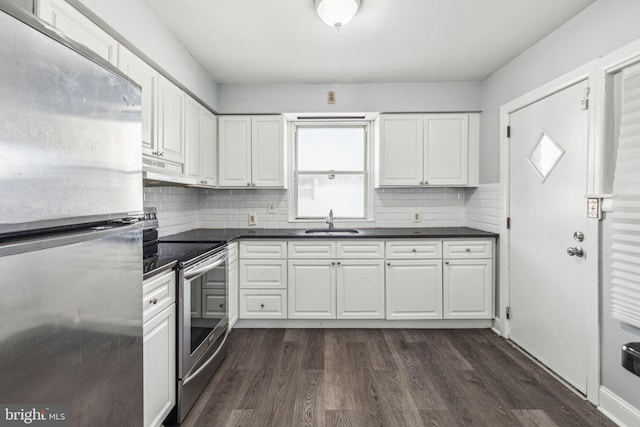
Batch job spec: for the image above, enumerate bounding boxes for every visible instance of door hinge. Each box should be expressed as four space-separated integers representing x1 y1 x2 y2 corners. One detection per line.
506 306 511 320
507 217 511 229
507 126 511 138
581 87 590 110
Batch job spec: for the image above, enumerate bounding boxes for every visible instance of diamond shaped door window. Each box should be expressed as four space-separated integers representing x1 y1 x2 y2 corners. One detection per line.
528 131 565 182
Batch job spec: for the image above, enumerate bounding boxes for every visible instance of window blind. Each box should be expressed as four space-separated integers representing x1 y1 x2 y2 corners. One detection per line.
611 62 640 328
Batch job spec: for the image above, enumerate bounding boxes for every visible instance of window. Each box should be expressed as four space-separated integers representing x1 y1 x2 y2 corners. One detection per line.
294 124 369 219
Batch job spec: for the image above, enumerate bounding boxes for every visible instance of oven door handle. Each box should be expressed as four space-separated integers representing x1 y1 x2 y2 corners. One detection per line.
184 249 228 280
182 330 229 387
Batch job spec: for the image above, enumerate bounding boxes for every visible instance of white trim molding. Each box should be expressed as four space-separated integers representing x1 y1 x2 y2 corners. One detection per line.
599 387 640 427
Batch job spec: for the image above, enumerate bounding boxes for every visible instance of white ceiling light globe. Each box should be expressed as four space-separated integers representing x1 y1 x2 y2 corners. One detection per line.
314 0 361 29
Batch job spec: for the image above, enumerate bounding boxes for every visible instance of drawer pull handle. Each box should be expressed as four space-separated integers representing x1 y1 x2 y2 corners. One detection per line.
149 298 158 305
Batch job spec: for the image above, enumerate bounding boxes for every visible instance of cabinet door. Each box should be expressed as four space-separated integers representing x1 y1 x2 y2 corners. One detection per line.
424 114 468 186
337 260 385 319
377 115 423 186
443 259 493 319
219 116 252 187
38 0 118 65
157 76 184 163
200 109 217 186
288 260 335 319
143 304 176 427
386 260 443 320
252 116 285 187
117 46 157 155
183 95 201 180
228 260 238 328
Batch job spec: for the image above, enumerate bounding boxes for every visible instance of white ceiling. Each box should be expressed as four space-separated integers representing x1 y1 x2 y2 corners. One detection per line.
142 0 596 85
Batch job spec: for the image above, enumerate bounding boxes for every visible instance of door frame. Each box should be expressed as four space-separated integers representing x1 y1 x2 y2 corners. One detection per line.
498 61 600 403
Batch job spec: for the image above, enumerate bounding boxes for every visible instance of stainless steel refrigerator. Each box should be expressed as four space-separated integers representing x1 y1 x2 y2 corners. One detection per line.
0 4 144 426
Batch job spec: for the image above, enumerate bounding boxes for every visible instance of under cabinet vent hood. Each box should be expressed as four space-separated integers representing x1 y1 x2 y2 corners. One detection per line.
142 157 196 186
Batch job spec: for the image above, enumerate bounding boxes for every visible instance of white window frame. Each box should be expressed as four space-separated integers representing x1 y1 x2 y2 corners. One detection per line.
288 120 374 222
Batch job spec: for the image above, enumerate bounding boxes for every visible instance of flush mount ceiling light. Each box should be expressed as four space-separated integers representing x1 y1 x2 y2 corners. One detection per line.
314 0 361 30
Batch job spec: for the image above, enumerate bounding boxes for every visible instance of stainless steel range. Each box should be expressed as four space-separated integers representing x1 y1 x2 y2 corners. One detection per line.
143 210 229 424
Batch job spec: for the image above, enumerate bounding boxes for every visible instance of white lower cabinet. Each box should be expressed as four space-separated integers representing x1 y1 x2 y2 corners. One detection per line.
238 241 287 319
337 260 385 319
443 240 494 319
228 254 239 328
386 259 443 320
288 260 336 319
142 271 176 427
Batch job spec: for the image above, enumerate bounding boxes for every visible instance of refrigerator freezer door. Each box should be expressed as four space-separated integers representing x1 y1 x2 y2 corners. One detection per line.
0 223 143 426
0 10 142 234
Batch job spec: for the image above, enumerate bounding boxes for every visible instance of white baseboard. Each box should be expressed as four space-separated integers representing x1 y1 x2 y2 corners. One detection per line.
233 318 493 329
598 386 640 427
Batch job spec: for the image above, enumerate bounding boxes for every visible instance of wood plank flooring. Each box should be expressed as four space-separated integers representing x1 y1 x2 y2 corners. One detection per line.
180 329 614 427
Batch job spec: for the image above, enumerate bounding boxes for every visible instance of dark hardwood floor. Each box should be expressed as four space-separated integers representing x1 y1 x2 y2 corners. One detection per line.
182 329 614 427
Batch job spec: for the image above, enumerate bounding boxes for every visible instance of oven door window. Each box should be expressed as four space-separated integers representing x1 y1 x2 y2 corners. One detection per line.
189 263 227 354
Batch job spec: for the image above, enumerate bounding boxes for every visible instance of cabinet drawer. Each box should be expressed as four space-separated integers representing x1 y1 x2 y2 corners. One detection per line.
143 270 176 323
239 241 286 258
288 241 336 259
239 259 287 289
443 240 493 258
385 240 442 259
337 240 384 259
240 290 287 319
228 242 239 263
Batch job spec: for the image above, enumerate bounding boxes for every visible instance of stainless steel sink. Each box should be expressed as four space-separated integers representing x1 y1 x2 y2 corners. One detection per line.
304 228 359 234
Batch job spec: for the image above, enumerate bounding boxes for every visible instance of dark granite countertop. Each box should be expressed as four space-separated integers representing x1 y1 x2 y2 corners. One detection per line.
161 227 498 243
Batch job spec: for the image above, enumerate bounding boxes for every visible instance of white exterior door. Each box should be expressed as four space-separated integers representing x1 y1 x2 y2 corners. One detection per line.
508 80 589 393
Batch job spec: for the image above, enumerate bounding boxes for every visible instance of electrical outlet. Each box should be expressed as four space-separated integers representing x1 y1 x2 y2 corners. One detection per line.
268 205 276 214
413 212 421 223
328 91 335 104
248 213 257 226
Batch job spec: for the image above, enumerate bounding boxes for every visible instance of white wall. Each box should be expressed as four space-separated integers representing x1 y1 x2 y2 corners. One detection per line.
480 0 640 184
218 81 481 114
74 0 220 111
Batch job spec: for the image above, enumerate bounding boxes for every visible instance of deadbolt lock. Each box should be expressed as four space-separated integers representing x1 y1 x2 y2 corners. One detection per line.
573 231 584 242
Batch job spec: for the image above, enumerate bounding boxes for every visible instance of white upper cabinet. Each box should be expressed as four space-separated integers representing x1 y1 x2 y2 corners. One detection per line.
184 95 218 185
218 116 252 187
376 114 424 186
200 109 217 186
424 114 468 185
375 113 479 187
218 115 286 188
183 95 201 180
157 75 185 164
37 0 118 65
117 46 158 156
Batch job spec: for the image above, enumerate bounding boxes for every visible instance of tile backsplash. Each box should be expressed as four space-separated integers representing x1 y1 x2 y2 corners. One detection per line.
144 184 501 237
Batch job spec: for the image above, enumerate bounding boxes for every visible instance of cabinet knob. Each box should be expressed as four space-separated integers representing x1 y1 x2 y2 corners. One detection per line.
219 304 224 308
387 262 391 266
158 152 165 157
445 261 449 265
412 248 417 253
149 298 158 305
466 248 471 252
419 181 424 185
252 183 256 187
247 182 251 186
424 180 428 185
260 303 265 308
331 262 336 266
337 262 341 266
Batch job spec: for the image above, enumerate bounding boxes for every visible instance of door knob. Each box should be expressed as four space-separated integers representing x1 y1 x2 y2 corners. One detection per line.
567 246 584 257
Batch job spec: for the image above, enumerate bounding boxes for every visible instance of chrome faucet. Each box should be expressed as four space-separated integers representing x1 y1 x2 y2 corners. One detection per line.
326 209 334 229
